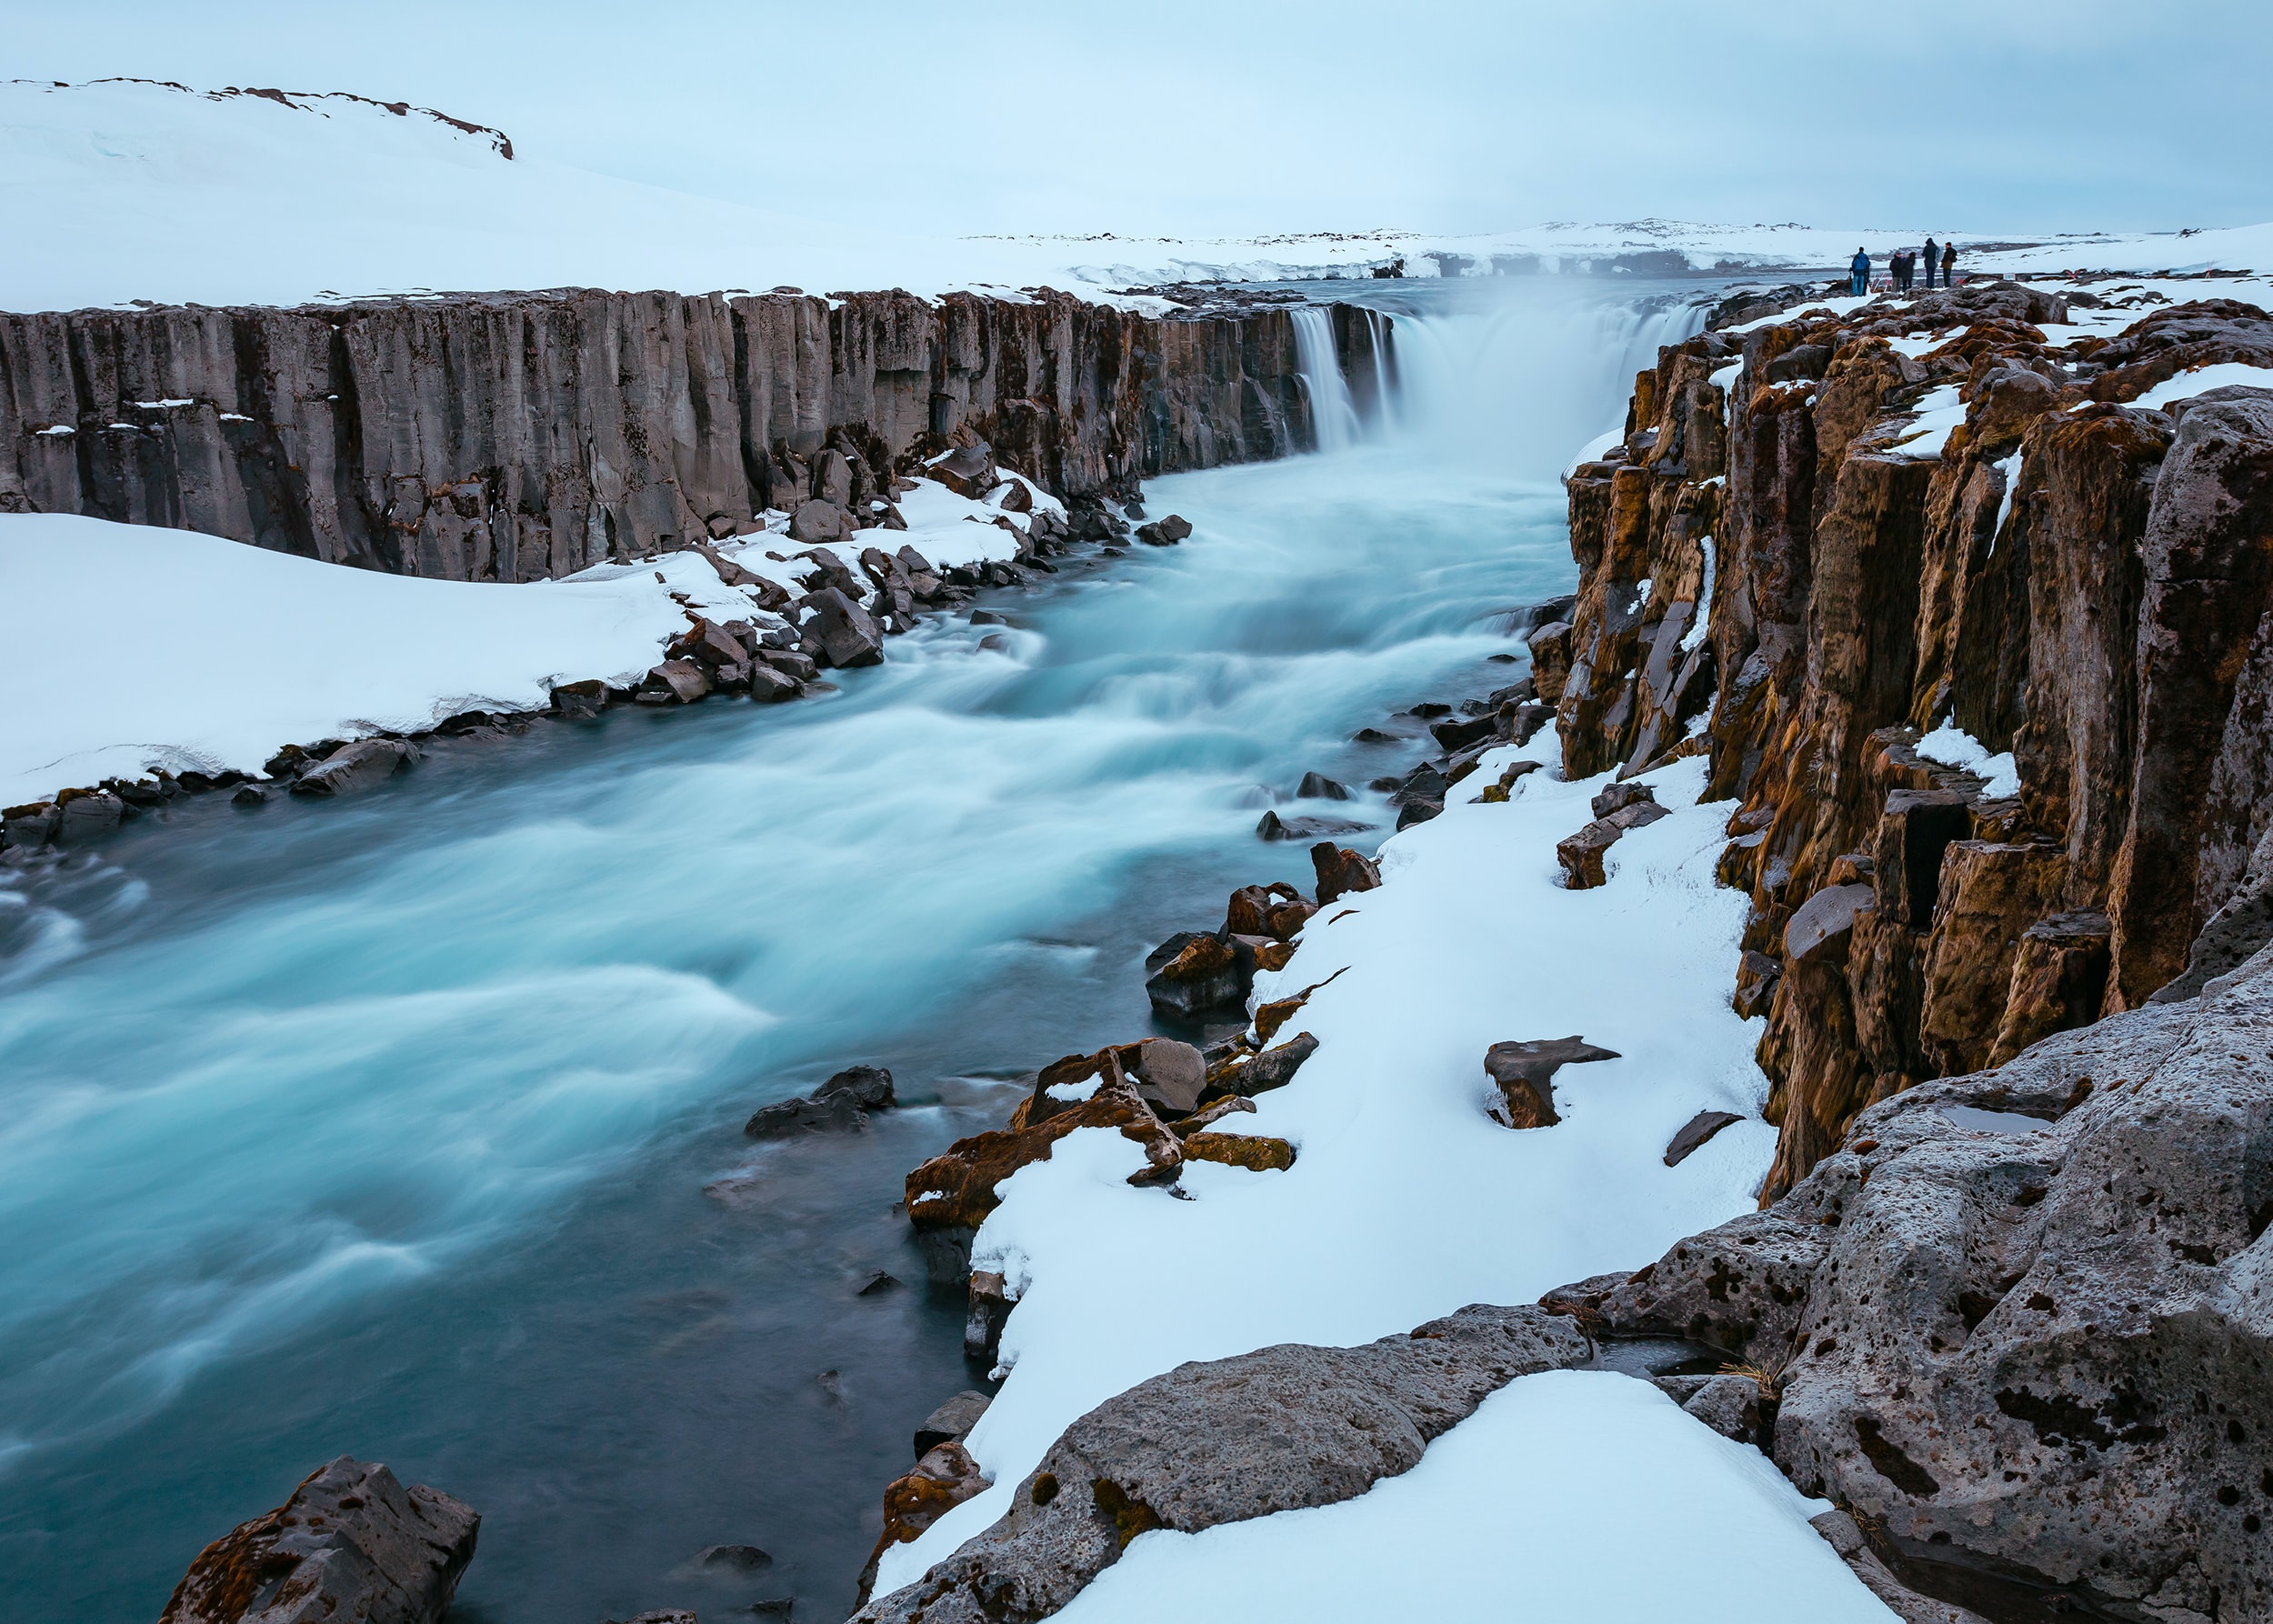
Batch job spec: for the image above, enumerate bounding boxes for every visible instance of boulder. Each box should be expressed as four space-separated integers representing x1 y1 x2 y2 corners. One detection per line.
1135 514 1192 546
1310 841 1381 904
287 739 419 798
1429 714 1497 752
1296 771 1350 800
1234 1031 1317 1097
849 1305 1589 1624
53 790 125 840
1144 931 1249 1018
1223 882 1309 940
855 1441 988 1608
996 480 1034 515
1663 1109 1744 1167
1482 1037 1620 1128
788 500 851 544
1128 1038 1207 1117
2 800 61 849
930 446 998 499
756 647 819 682
807 586 885 668
1589 781 1657 820
671 617 746 668
159 1455 477 1624
914 1390 993 1458
747 664 801 703
637 658 712 705
697 1545 773 1571
1784 882 1877 967
1255 809 1370 841
1680 1374 1763 1444
746 1065 896 1138
552 677 609 719
1595 947 2273 1619
815 448 855 507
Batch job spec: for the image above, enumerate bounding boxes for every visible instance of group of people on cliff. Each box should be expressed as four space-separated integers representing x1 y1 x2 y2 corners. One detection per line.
1849 237 1957 296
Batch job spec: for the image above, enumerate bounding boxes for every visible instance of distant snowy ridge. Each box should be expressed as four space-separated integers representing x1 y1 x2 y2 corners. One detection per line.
5 77 2265 316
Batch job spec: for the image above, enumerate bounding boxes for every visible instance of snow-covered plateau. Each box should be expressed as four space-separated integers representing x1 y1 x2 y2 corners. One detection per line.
5 76 2270 314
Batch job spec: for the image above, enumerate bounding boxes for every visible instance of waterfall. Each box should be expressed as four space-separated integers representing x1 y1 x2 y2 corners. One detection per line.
1291 306 1364 454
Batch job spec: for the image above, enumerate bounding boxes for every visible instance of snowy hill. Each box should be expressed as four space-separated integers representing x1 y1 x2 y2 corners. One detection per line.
5 78 2265 316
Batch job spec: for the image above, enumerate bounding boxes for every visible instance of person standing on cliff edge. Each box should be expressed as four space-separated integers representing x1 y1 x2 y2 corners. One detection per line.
1850 247 1871 296
1924 236 1939 288
1942 240 1958 286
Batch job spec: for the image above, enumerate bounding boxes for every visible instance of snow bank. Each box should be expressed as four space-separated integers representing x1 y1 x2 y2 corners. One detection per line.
1056 1371 1887 1624
0 513 753 805
1917 719 2021 798
2126 359 2273 411
873 745 1877 1608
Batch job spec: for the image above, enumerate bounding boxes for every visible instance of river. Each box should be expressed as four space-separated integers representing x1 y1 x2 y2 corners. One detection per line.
0 274 1710 1622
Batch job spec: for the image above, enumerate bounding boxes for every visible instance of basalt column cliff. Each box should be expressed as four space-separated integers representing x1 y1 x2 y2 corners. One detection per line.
0 289 1381 578
1543 281 2273 1621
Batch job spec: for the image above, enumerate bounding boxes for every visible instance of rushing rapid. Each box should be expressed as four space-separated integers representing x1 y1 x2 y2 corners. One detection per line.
0 276 1706 1622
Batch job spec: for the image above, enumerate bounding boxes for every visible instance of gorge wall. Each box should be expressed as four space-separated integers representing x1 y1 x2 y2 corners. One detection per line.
1539 280 2273 1202
0 289 1380 580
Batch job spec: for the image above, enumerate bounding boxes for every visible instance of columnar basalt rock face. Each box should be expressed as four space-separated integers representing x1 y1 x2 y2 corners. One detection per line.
1556 283 2273 1206
0 288 1364 580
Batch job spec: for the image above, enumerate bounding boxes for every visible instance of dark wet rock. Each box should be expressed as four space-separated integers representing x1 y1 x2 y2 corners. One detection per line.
1663 1109 1744 1167
640 658 713 705
930 445 999 500
1391 762 1447 804
159 1455 477 1624
1428 713 1497 752
1135 514 1192 546
1255 809 1369 841
849 1305 1589 1624
1181 1131 1297 1171
1352 727 1394 743
1145 931 1250 1017
1222 882 1314 942
747 664 801 703
1295 771 1350 800
789 499 852 544
1483 1037 1620 1128
1732 948 1779 1019
230 784 273 808
1402 701 1452 718
806 586 885 668
858 1272 901 1297
699 1544 774 1571
2151 821 2273 1005
287 739 419 798
915 1390 993 1458
745 1065 896 1138
1808 1509 1997 1624
1589 781 1658 820
1231 1032 1318 1098
1394 796 1444 830
969 609 1007 626
1311 841 1381 904
3 801 62 848
552 677 609 718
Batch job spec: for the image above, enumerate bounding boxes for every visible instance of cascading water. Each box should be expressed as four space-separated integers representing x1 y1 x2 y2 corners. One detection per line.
1289 306 1364 453
0 276 1717 1624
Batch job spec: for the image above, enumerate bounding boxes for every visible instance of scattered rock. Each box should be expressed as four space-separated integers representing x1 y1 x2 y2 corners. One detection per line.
1663 1109 1743 1167
158 1455 477 1624
930 446 998 500
745 1065 896 1138
1352 727 1395 742
287 739 420 798
788 499 851 544
1295 771 1350 800
857 1272 900 1297
1144 931 1250 1018
1256 809 1370 841
1428 714 1496 752
1310 841 1381 904
806 586 885 668
747 665 801 703
552 677 609 718
915 1390 993 1458
1483 1037 1620 1128
698 1544 774 1571
854 1440 988 1608
1589 781 1658 820
1135 514 1192 546
1128 1038 1207 1117
1222 883 1314 942
641 658 713 705
230 784 272 808
848 1305 1590 1623
1181 1131 1297 1171
1236 1031 1317 1097
1555 799 1669 888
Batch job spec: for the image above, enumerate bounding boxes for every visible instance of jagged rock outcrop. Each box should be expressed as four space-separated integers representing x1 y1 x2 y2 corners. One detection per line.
1586 939 2273 1624
0 288 1384 579
160 1455 478 1624
850 1304 1588 1624
1557 282 2273 1200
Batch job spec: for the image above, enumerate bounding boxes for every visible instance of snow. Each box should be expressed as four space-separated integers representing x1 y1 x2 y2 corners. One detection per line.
873 745 1870 1608
1991 452 2022 553
1916 719 2021 798
1054 1371 1889 1624
2124 360 2273 412
1888 384 1967 460
1680 536 1716 654
12 79 2273 318
0 513 771 805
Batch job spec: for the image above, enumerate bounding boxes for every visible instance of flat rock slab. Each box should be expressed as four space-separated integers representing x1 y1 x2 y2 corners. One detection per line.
851 1304 1589 1623
1484 1037 1620 1128
1663 1109 1744 1167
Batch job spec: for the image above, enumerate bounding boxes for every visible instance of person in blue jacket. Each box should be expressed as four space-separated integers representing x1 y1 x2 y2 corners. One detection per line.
1850 248 1871 296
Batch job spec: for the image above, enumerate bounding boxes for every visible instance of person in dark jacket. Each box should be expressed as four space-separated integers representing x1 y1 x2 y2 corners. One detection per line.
1941 240 1957 286
1898 251 1915 293
1850 248 1871 296
1924 236 1938 288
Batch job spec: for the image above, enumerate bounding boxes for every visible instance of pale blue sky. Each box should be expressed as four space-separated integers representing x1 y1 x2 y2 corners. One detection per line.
7 0 2266 237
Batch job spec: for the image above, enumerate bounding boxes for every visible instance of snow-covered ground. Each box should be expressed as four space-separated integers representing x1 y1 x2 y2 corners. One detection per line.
0 474 1056 807
5 78 2265 316
869 746 1888 1615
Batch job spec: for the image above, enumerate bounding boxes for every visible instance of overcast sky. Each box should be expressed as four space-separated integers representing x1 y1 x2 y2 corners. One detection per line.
9 0 2268 238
